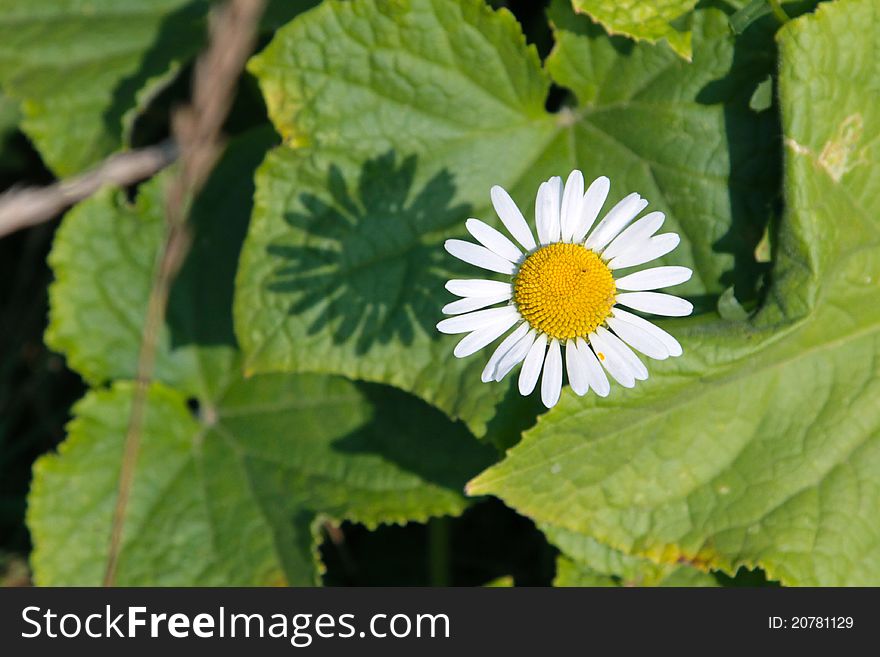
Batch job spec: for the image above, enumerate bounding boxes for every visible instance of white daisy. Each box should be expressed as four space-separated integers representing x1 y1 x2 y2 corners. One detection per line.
437 170 693 408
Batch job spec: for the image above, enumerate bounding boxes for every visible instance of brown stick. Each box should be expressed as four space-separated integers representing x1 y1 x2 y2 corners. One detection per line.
0 142 178 239
103 0 266 587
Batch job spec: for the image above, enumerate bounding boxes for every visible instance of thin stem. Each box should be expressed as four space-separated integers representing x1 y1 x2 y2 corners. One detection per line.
767 0 790 24
0 142 177 239
428 517 451 587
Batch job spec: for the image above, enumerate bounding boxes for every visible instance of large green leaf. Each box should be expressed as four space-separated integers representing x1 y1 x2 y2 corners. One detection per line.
45 129 281 396
0 0 318 176
570 0 697 59
469 0 880 586
0 0 206 175
235 0 775 438
29 374 489 585
33 129 494 585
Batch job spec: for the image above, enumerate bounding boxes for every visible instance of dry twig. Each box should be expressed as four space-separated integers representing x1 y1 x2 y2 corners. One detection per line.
103 0 266 587
0 142 178 239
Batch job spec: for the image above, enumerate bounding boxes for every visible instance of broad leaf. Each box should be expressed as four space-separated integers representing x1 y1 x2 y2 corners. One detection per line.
45 129 278 395
34 129 494 585
469 0 880 586
236 0 775 438
0 0 206 176
29 376 490 585
0 0 318 176
570 0 697 59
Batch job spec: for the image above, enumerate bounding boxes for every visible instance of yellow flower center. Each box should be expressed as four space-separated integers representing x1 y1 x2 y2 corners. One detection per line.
513 243 616 341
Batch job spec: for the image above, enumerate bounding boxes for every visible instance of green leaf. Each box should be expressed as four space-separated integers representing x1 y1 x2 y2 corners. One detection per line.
483 575 515 587
0 0 317 176
29 376 490 585
717 286 750 320
547 525 718 587
45 128 277 396
569 0 698 59
35 129 494 585
546 0 779 303
469 0 880 586
749 74 774 112
0 0 207 176
236 0 776 437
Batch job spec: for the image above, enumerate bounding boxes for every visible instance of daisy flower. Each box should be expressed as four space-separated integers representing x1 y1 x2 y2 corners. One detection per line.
437 170 693 408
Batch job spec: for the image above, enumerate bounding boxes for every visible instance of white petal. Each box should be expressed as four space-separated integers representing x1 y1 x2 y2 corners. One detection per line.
588 330 635 388
565 340 589 396
576 338 610 397
495 329 537 382
445 279 512 298
445 239 516 275
608 233 679 270
536 177 562 245
606 316 669 360
572 176 610 242
481 322 529 382
454 312 520 358
597 326 648 380
602 211 665 260
518 333 547 395
615 266 693 291
596 326 648 381
442 292 511 315
466 218 522 262
616 292 693 317
559 170 584 242
541 338 563 408
436 305 517 334
611 307 682 357
491 185 536 251
585 193 648 251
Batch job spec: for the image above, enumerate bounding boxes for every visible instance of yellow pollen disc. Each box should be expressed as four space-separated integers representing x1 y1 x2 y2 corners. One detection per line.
513 243 616 341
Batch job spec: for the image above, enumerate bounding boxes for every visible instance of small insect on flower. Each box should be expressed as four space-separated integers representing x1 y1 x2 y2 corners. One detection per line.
437 170 693 408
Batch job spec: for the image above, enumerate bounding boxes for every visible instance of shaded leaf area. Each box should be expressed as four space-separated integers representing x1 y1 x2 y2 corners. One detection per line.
547 0 780 305
265 152 471 355
237 0 777 441
32 128 495 585
45 129 279 396
571 0 697 59
469 0 880 585
0 0 319 176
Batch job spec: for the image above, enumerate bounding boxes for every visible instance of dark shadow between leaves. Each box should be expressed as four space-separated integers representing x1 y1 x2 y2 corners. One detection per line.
265 151 473 355
167 126 279 349
331 382 497 492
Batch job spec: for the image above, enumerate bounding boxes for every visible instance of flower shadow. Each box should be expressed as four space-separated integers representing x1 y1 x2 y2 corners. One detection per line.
265 152 473 354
